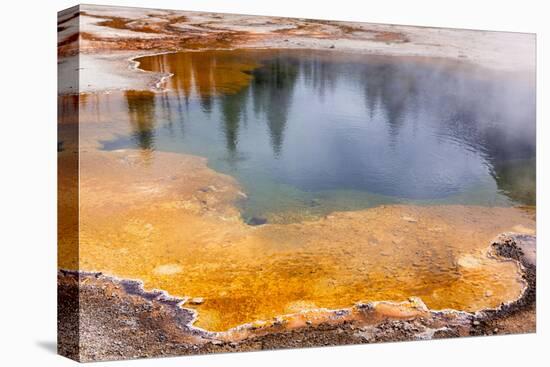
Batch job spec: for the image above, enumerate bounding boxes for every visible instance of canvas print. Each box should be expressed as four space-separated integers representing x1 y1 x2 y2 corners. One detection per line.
58 4 536 362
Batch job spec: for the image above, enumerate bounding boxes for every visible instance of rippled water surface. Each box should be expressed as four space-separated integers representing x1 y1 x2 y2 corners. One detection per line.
102 49 535 222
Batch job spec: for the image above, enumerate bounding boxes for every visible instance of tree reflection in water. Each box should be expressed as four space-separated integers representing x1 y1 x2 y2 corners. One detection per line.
106 49 535 218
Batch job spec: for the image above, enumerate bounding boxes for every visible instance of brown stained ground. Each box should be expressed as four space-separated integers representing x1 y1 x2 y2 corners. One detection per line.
57 7 410 58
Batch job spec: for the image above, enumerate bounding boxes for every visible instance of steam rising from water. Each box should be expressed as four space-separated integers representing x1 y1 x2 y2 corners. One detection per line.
101 49 535 221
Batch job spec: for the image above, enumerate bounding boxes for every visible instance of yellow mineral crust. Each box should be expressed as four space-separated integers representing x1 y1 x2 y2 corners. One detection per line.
59 147 535 331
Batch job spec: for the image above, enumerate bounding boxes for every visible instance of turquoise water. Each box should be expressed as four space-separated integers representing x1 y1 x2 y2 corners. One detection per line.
102 49 536 223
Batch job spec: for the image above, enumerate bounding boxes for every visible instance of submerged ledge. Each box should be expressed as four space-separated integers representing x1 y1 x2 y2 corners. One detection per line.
58 233 535 362
59 147 535 331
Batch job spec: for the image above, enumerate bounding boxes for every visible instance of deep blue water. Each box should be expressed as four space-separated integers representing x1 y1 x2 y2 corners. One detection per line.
101 49 536 222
